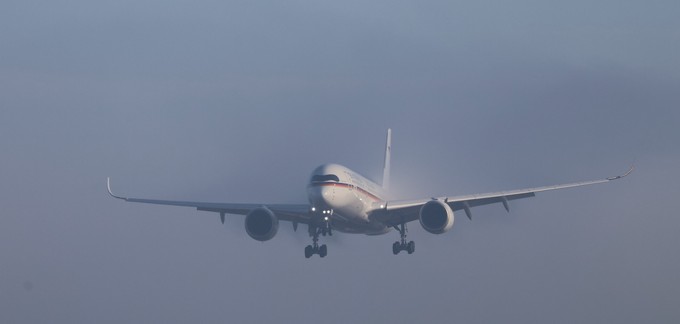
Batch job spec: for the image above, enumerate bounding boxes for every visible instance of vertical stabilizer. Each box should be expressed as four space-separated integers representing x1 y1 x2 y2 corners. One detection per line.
382 128 392 190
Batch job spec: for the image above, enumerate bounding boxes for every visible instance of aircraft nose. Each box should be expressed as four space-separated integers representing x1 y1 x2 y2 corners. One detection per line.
319 184 335 202
309 183 337 207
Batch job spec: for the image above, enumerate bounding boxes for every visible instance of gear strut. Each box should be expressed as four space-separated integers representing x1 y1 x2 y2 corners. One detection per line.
305 217 330 258
392 222 415 255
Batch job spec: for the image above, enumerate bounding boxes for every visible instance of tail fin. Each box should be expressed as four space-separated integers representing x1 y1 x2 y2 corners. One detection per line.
382 128 392 190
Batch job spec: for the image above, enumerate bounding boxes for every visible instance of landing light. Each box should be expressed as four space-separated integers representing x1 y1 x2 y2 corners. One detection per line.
311 207 316 212
324 216 329 221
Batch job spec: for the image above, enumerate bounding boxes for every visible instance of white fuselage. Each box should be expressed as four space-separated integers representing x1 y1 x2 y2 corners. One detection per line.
306 164 391 235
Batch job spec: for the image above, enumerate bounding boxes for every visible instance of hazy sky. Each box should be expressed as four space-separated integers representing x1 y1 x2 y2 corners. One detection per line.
1 1 679 323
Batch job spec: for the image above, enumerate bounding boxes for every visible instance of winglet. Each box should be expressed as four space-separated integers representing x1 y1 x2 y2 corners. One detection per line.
607 165 635 181
107 177 126 200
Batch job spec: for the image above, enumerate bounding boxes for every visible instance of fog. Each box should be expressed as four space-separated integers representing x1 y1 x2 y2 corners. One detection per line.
1 1 679 323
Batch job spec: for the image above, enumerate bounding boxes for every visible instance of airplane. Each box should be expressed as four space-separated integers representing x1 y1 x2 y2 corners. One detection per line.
107 129 633 258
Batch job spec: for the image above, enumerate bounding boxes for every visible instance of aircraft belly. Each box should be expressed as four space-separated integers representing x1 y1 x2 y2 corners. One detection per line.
330 188 391 235
333 208 388 235
331 219 389 235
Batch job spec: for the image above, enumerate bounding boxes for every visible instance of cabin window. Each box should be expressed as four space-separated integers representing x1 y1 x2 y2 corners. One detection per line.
311 174 340 182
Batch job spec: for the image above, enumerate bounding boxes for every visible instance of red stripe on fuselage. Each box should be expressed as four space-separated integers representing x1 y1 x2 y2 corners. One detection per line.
308 182 383 202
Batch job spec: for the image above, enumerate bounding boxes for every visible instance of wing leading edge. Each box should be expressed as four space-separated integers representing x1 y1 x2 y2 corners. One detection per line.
107 178 311 223
376 166 634 226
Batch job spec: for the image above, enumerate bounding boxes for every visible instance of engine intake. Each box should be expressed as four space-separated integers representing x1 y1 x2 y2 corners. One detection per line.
419 200 454 234
245 207 279 241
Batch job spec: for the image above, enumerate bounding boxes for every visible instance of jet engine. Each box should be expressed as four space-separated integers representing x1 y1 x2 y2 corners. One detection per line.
419 200 454 234
245 207 279 241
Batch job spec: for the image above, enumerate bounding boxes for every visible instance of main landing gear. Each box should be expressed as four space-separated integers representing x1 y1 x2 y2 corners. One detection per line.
304 234 327 258
305 216 332 258
392 223 415 255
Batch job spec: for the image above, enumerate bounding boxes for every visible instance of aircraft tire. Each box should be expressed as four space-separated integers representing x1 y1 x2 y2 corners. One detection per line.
392 242 400 255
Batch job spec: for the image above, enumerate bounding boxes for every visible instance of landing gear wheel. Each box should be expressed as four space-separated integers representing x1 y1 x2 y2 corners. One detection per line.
392 242 400 255
407 241 415 254
305 223 331 258
392 223 416 255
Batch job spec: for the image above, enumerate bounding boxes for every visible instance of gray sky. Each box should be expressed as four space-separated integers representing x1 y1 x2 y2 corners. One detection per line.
1 0 679 323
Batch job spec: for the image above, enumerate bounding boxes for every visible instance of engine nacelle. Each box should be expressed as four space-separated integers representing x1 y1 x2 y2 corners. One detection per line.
245 207 279 241
419 200 455 234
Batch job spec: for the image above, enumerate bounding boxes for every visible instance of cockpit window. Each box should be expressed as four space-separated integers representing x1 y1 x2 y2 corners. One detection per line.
311 174 340 182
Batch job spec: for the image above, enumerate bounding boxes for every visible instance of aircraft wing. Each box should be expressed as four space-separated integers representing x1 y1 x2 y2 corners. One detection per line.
373 166 634 226
107 178 311 224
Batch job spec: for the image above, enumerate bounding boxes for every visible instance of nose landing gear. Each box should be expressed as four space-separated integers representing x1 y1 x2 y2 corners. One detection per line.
320 216 333 236
392 223 415 255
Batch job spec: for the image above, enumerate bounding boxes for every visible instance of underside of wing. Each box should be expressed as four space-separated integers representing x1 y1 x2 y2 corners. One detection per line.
372 166 633 226
107 178 312 224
